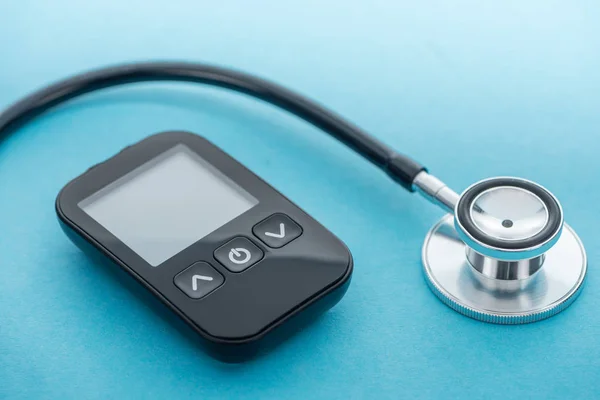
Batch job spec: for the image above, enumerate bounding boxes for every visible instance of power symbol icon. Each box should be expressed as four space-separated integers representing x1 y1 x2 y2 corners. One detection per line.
228 248 252 265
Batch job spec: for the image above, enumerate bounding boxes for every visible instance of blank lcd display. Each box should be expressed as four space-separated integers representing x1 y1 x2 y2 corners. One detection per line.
79 144 258 266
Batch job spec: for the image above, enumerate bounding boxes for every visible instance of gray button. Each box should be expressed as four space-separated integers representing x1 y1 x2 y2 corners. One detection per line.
174 262 224 299
253 214 302 248
214 237 264 272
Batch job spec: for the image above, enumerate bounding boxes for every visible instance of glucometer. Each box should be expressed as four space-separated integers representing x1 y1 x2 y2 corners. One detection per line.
56 131 353 361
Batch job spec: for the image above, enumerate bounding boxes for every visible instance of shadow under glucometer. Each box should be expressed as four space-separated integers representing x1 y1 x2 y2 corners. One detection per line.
59 212 351 364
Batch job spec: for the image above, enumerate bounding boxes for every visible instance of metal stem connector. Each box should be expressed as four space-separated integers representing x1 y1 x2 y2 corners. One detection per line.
412 171 460 214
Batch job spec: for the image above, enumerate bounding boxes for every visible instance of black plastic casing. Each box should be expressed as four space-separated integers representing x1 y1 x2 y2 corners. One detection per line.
55 131 353 362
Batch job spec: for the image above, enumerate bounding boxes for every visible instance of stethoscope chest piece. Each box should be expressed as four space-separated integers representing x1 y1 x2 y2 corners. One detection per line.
421 177 587 324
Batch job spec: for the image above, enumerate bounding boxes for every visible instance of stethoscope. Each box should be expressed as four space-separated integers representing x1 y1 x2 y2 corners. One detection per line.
416 174 585 324
0 62 586 324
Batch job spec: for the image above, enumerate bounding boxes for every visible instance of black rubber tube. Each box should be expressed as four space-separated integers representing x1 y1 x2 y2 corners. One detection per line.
0 62 425 190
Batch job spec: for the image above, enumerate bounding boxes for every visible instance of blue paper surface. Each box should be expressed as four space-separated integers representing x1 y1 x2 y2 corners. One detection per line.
1 1 599 398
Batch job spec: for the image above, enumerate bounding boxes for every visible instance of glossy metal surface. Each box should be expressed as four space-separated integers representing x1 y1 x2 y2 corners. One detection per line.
422 214 586 324
466 249 544 291
470 186 548 241
413 171 460 214
454 177 564 261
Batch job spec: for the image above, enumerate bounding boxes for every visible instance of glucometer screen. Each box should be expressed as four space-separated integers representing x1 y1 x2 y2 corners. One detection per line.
79 144 258 266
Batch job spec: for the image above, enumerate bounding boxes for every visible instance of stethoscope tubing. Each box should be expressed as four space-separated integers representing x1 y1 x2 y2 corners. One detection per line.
0 61 425 191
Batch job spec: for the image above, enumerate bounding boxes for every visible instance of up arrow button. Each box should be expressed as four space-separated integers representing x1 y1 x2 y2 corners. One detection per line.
192 274 214 291
253 214 302 249
174 262 224 299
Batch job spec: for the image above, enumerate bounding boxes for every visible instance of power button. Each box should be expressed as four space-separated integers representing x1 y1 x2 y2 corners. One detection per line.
214 237 264 272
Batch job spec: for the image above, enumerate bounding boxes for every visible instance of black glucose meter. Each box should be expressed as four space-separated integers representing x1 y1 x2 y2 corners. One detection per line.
3 62 426 361
56 131 353 361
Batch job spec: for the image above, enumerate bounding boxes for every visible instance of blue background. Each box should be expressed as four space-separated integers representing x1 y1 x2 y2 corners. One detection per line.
1 1 599 398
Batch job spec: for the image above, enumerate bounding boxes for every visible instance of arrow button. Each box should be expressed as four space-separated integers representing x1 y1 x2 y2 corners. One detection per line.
191 274 214 291
174 262 224 299
264 223 286 239
253 214 302 248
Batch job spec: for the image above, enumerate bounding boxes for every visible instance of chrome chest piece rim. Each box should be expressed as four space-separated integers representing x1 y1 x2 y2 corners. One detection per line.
422 214 586 324
454 177 564 261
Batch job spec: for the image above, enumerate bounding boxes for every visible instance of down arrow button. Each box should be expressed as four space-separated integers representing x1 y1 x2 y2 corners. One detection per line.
253 214 303 249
